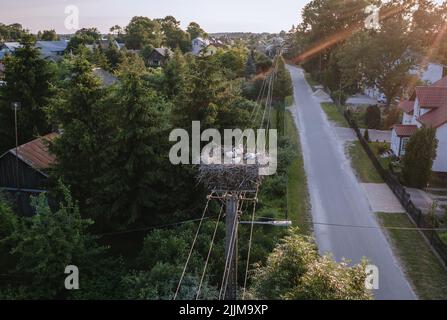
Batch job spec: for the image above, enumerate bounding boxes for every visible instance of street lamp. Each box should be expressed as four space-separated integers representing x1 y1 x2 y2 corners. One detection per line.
10 102 21 190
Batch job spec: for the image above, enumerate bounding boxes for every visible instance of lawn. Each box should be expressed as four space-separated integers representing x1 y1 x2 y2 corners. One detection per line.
321 103 349 127
346 141 384 183
285 109 311 235
377 212 447 300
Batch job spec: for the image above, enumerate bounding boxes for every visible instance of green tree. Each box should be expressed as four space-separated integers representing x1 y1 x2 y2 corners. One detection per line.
92 57 173 229
0 185 109 299
0 34 54 152
364 105 381 129
186 22 207 40
273 59 293 103
244 52 256 79
163 48 189 99
37 29 59 41
249 230 372 300
125 16 163 50
46 54 108 216
157 16 191 52
66 28 101 52
402 126 438 188
0 23 26 41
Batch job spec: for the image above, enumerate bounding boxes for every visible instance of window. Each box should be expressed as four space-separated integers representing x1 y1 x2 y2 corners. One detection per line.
401 138 409 154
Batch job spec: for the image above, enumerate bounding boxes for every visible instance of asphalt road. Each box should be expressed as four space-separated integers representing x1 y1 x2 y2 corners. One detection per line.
287 65 415 300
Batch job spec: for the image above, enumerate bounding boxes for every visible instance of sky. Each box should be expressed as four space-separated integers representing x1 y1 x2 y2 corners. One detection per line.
0 0 309 34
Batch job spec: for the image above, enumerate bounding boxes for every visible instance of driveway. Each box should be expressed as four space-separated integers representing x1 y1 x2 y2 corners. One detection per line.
346 94 379 105
334 127 391 143
287 65 415 300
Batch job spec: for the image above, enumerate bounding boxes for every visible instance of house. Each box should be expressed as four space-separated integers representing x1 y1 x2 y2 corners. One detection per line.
0 41 68 62
364 62 446 103
391 76 447 173
0 42 21 60
192 37 209 55
0 133 58 192
147 47 173 67
86 39 121 52
35 40 68 61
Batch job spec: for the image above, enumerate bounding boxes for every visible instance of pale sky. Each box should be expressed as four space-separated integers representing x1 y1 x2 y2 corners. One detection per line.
0 0 309 34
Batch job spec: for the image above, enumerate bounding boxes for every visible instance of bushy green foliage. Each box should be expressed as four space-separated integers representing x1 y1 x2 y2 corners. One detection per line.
364 105 381 129
402 127 438 188
0 184 112 299
0 34 55 152
249 230 372 300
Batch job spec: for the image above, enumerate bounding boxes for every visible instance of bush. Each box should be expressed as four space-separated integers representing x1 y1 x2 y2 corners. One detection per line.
364 105 381 129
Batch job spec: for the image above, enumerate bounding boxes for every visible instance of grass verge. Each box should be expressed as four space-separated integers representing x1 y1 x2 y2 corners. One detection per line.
321 103 349 127
347 141 384 183
285 109 311 235
376 212 447 300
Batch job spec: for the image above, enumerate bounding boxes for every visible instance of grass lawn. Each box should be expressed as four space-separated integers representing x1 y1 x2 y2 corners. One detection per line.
376 212 447 300
285 109 311 235
347 141 384 183
321 103 349 127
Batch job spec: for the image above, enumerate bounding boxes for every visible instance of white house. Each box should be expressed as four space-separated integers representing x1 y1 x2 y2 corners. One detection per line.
391 76 447 173
191 37 210 56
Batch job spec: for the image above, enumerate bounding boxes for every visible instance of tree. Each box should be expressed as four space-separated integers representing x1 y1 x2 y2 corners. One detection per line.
125 16 163 50
46 53 108 217
0 34 54 152
364 129 370 142
249 230 372 300
157 16 191 52
163 48 189 99
273 59 293 103
245 52 256 79
37 29 59 41
364 105 381 129
402 127 438 188
0 184 109 299
66 27 102 52
92 57 173 229
186 22 207 40
214 47 248 79
0 23 26 41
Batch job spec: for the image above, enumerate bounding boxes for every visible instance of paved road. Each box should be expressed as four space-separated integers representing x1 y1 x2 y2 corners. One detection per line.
287 65 415 300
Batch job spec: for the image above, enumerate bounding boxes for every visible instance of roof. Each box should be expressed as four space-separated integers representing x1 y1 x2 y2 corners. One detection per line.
7 133 58 171
153 47 173 57
398 100 414 114
415 86 447 108
433 76 447 88
92 67 118 87
393 124 418 137
418 106 447 129
35 40 68 52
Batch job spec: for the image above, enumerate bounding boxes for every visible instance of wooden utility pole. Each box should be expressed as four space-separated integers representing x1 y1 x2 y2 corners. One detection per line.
224 193 239 300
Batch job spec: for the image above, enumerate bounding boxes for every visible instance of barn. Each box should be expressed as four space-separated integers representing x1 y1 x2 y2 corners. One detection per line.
0 133 58 215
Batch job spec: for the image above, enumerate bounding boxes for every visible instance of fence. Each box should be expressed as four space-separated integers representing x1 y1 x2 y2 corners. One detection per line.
344 110 447 266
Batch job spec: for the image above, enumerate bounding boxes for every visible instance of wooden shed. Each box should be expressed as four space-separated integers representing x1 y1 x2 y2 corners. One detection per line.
0 133 58 215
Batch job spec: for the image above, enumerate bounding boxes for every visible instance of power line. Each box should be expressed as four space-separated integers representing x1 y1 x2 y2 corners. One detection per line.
174 193 213 300
242 187 259 300
196 200 225 300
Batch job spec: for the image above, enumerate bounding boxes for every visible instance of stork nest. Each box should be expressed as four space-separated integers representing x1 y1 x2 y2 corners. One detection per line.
197 163 263 192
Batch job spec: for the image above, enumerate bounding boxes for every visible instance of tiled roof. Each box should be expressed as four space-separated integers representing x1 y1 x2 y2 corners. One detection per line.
415 86 447 108
393 124 418 137
432 76 447 88
418 106 447 129
9 133 58 171
398 100 414 114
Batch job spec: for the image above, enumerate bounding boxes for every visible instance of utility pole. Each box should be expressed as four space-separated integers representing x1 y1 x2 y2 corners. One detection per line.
11 102 21 190
224 193 239 300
